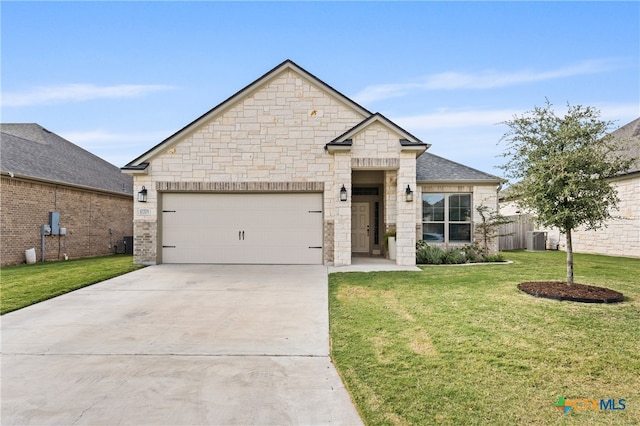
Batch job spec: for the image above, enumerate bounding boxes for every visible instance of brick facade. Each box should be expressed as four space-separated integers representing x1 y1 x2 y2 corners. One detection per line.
1 176 133 265
419 183 500 254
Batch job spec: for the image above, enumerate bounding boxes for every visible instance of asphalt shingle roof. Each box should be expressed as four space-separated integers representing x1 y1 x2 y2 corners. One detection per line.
609 117 640 174
1 123 133 195
416 152 502 182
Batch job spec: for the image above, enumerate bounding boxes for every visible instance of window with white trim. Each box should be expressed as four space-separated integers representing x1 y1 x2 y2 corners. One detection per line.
422 193 472 243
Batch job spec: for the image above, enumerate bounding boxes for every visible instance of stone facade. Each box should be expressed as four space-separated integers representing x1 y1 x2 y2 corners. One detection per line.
124 61 499 266
547 176 638 257
1 176 133 265
499 176 639 258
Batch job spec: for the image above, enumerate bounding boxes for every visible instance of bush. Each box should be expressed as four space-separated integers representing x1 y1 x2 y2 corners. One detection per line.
483 253 506 262
417 244 445 265
416 241 505 264
442 248 466 264
461 242 484 263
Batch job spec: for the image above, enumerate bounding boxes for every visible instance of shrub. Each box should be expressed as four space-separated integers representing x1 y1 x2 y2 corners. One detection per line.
416 241 505 264
483 253 506 263
442 248 466 264
461 242 484 263
417 244 445 265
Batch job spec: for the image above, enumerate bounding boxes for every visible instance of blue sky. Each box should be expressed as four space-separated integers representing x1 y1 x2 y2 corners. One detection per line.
2 1 639 175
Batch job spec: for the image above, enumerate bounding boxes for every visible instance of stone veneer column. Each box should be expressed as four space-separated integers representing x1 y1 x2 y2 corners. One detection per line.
333 153 352 266
132 177 157 265
396 154 417 266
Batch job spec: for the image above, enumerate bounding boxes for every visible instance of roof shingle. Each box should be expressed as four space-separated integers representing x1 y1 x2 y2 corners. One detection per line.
417 152 502 183
1 123 133 195
609 117 640 174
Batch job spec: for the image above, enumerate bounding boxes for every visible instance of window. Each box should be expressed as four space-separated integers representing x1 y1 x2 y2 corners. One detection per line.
422 193 472 243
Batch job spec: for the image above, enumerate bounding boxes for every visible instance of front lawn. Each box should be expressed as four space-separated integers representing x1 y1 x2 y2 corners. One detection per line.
1 255 144 314
329 251 639 425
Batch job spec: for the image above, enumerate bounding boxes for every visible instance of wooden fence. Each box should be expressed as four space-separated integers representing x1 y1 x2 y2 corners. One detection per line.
499 214 535 250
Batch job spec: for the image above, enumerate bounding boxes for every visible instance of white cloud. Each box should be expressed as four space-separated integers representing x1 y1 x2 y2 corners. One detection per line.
392 102 639 173
594 102 640 125
2 83 175 107
58 129 173 166
61 129 168 144
393 109 520 130
393 101 639 133
60 128 171 148
353 59 623 104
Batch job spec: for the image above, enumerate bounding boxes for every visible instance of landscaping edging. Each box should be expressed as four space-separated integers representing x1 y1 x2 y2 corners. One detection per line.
419 261 514 267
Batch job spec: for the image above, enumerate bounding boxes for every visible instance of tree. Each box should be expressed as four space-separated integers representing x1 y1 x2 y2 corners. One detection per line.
499 101 632 285
475 204 513 255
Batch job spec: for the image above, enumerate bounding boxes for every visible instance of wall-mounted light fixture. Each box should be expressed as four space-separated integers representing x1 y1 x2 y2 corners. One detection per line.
405 185 414 202
340 185 348 202
138 186 148 203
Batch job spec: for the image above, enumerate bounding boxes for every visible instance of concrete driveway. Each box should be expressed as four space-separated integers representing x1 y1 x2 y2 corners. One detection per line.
1 264 363 425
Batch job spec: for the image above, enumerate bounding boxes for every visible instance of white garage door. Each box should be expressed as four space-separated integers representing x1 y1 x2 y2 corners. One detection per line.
161 193 323 264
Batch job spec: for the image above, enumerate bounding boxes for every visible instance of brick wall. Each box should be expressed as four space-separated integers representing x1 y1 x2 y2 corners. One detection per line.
419 183 500 254
1 177 133 266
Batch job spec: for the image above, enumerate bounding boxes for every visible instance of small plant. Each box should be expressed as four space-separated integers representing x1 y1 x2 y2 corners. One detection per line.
383 230 396 250
442 248 466 264
416 243 445 265
416 241 506 265
461 242 484 263
483 253 506 263
475 204 513 255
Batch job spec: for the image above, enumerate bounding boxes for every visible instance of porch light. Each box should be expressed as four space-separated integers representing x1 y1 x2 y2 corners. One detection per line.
340 185 348 202
405 185 414 202
138 186 148 203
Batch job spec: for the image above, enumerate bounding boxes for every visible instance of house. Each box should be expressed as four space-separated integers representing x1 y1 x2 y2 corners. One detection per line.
122 60 502 266
500 117 640 258
0 124 134 265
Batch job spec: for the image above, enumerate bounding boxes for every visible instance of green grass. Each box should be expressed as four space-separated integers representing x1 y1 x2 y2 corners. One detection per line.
1 255 144 314
329 251 640 425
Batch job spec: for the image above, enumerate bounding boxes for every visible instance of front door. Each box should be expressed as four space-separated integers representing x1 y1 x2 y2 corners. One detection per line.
351 202 370 253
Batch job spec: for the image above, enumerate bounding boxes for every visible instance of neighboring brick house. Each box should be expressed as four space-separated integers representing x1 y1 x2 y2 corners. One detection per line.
122 60 501 266
1 124 133 265
500 117 640 258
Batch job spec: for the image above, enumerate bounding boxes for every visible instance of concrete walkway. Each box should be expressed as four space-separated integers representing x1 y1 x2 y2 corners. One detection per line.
328 256 421 273
1 265 363 425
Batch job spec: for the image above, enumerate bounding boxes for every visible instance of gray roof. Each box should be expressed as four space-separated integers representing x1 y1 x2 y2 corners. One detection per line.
1 123 133 195
609 117 640 174
417 152 502 183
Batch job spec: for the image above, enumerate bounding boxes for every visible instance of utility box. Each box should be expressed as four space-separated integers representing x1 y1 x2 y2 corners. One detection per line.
41 224 51 236
49 211 60 235
526 231 547 251
123 236 134 255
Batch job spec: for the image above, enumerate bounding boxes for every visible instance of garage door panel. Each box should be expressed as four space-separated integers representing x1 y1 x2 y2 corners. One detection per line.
161 193 322 264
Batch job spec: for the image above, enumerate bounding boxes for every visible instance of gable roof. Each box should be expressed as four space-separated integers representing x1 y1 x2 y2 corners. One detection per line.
416 152 502 183
123 59 374 171
609 117 640 175
1 123 133 195
325 112 429 154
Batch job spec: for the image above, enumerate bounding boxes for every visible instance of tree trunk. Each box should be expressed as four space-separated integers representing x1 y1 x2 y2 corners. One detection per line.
566 228 574 285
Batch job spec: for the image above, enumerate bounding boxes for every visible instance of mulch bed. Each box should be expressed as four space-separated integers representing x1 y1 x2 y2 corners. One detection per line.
517 281 624 303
